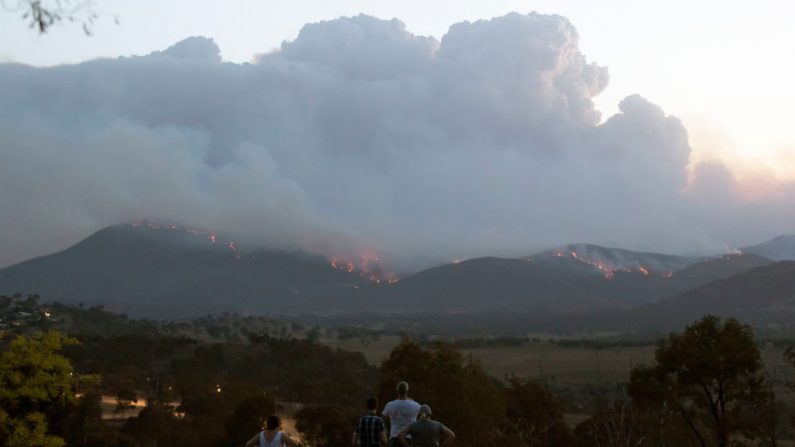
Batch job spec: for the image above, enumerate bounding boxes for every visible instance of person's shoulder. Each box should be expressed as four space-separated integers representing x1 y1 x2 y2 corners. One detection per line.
385 399 405 409
408 399 421 409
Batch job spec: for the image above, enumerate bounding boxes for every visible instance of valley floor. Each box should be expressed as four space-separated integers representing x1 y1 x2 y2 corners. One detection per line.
325 335 795 385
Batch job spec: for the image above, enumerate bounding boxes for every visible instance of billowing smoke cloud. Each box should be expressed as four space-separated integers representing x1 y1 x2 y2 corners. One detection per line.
1 12 793 270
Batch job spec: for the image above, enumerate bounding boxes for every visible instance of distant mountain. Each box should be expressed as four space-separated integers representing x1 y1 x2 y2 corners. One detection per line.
0 225 777 321
663 253 773 291
370 256 621 313
741 235 795 261
531 243 700 277
0 223 372 318
365 249 771 313
627 261 795 330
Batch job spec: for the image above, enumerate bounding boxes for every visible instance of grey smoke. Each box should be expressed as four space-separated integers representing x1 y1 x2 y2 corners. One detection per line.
1 12 793 270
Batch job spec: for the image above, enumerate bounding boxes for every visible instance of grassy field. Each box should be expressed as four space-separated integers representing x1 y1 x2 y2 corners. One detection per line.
325 336 795 385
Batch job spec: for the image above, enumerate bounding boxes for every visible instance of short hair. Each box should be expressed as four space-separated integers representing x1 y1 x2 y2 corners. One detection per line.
266 415 281 430
366 396 378 410
418 404 432 416
397 381 409 395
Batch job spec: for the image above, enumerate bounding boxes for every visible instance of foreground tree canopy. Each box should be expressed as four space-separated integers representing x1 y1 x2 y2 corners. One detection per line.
378 340 505 446
0 309 791 447
629 316 767 447
0 331 76 447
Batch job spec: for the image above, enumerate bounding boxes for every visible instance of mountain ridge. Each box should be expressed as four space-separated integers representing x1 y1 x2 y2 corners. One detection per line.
0 223 787 321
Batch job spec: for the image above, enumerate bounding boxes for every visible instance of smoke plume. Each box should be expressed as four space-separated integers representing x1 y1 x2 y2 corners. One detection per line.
1 12 793 269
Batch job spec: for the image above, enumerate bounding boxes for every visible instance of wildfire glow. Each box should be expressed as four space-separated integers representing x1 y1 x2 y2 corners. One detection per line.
330 253 399 284
130 220 238 259
549 250 669 280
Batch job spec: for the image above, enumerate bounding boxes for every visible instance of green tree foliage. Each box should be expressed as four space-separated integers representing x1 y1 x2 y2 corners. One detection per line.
174 379 266 446
295 404 357 447
123 402 182 447
498 377 574 446
224 395 276 447
58 392 138 447
0 331 76 447
377 340 505 447
60 391 102 445
236 334 376 406
628 316 767 447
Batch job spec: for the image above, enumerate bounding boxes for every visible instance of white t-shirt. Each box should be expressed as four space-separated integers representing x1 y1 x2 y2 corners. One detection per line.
382 398 421 438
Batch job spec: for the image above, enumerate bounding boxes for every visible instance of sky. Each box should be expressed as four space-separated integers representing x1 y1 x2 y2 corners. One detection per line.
0 1 794 269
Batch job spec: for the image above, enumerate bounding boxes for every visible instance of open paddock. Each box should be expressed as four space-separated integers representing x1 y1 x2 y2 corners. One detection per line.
325 335 795 385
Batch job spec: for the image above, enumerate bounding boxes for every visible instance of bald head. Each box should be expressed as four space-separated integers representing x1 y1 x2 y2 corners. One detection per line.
397 381 409 397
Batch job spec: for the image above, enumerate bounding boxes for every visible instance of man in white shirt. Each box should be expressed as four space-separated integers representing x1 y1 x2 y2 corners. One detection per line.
382 381 421 447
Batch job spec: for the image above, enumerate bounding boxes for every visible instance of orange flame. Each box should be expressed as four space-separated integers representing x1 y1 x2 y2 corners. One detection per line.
548 249 668 280
131 221 239 259
329 253 399 284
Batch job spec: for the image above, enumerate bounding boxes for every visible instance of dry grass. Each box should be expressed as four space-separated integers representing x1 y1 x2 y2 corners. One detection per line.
324 336 795 385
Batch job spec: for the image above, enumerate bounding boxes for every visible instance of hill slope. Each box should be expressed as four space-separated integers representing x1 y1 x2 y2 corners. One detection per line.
627 261 795 330
0 224 371 317
366 251 771 313
0 224 776 321
742 235 795 261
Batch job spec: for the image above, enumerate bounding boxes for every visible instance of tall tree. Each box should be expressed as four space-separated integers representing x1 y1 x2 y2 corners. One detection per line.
0 331 76 447
629 316 766 447
295 404 357 447
224 395 276 447
499 377 574 447
377 340 505 447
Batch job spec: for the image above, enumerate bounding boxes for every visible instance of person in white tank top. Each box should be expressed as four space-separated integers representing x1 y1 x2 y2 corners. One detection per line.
244 415 300 447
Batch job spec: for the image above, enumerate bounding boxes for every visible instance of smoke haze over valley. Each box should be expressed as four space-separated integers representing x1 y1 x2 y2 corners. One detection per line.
2 12 794 271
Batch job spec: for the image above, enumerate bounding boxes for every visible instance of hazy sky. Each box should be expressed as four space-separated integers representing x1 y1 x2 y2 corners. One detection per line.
1 1 794 269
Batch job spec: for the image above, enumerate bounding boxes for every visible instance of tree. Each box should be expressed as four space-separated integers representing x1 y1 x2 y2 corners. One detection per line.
572 393 700 447
377 340 506 447
751 378 791 447
123 402 182 447
60 392 102 447
5 0 113 35
306 326 321 342
295 404 357 447
629 316 766 447
114 388 137 418
0 331 77 447
786 346 795 391
499 377 574 447
224 395 276 447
